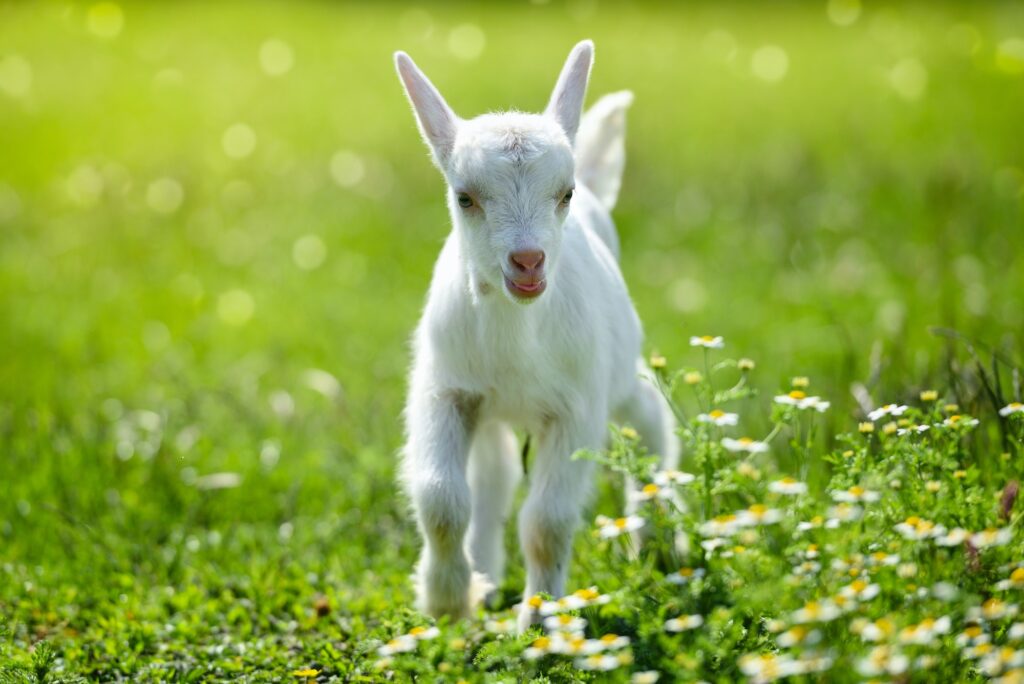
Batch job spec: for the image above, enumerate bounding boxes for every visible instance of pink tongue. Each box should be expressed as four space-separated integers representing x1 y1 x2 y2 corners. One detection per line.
517 282 540 291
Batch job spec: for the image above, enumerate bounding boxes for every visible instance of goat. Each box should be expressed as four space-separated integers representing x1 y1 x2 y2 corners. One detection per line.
395 40 679 631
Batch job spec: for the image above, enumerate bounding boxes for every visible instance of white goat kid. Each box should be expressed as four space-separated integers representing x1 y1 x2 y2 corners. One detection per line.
396 40 679 631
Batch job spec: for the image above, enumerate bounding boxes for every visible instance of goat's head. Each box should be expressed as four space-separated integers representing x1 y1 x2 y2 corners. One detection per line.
395 41 593 304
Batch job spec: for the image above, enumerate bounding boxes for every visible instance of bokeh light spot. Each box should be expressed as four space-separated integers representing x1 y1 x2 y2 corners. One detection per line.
259 38 294 76
146 177 184 214
996 38 1024 75
292 234 327 270
826 0 861 27
217 289 254 325
888 58 928 101
751 45 789 83
329 150 365 188
0 54 32 98
66 164 105 207
448 24 485 61
222 123 257 159
87 2 124 39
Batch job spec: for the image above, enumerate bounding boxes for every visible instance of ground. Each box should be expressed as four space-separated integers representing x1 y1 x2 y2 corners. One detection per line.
1 1 1023 681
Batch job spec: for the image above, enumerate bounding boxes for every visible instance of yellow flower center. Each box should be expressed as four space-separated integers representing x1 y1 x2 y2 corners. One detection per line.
781 477 797 484
804 602 820 617
808 544 819 552
851 579 868 592
788 390 807 399
905 516 920 526
532 636 550 649
558 614 573 625
709 409 725 418
409 626 426 636
575 588 599 600
701 335 715 342
614 517 629 528
527 595 543 609
642 483 660 496
849 486 865 496
1011 567 1024 583
738 437 753 445
749 504 767 515
601 634 619 643
949 414 962 423
965 626 982 638
679 567 694 577
1010 402 1023 409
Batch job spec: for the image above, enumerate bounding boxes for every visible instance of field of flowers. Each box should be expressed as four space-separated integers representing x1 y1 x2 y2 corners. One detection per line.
343 339 1024 683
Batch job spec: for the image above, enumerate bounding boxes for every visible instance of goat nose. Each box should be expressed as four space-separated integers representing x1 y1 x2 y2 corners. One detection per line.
509 249 545 272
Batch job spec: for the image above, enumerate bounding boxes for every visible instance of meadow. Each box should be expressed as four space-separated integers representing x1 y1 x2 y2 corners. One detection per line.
1 1 1023 681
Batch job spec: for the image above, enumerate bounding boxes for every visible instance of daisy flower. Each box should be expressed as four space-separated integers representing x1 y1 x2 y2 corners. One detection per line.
653 469 696 486
539 587 611 616
665 614 704 632
897 424 931 436
484 618 517 634
934 528 970 547
722 437 769 453
690 335 724 349
942 414 980 428
797 515 825 532
790 600 842 624
697 408 739 426
575 653 631 671
593 633 630 650
840 579 881 601
1009 623 1024 641
899 616 952 645
629 482 673 502
868 404 908 421
699 514 742 537
666 566 706 585
858 617 897 642
777 625 822 648
972 527 1013 548
737 503 783 527
738 653 802 683
956 625 990 648
894 516 947 541
378 635 418 656
997 568 1024 591
700 537 729 553
1001 402 1024 416
831 485 880 503
631 672 661 684
774 390 831 412
867 551 900 566
595 515 645 539
825 503 863 527
769 477 808 495
523 635 556 660
857 646 910 677
542 614 586 633
979 648 1024 677
970 599 1020 621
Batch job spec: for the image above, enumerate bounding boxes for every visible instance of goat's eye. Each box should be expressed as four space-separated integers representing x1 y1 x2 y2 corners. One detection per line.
457 193 473 209
561 189 574 205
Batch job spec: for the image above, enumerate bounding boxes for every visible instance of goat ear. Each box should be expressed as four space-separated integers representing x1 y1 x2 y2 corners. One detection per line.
394 51 459 167
545 40 594 144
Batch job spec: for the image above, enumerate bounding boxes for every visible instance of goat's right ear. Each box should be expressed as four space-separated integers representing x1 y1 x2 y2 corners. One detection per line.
394 51 459 168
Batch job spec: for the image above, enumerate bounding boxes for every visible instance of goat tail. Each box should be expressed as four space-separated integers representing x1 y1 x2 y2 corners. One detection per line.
574 90 634 212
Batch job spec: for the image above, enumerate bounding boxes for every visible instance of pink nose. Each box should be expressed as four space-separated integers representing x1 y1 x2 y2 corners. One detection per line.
509 250 545 272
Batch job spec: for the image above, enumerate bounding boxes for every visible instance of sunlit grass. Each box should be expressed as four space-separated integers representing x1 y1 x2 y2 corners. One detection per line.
0 0 1022 680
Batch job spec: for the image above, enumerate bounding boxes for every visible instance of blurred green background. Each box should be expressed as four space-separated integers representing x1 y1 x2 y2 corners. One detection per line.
0 0 1022 676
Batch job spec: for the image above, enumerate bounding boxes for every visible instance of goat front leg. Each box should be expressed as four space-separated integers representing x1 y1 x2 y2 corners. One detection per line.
403 387 483 619
517 416 601 631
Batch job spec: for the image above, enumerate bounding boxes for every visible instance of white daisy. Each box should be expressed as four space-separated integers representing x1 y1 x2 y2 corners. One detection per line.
722 437 769 453
971 527 1013 548
542 614 587 633
596 514 645 539
894 517 946 541
825 503 863 527
868 404 908 421
738 653 802 682
774 390 831 412
697 408 739 426
665 614 704 632
1000 402 1024 416
831 485 881 503
666 567 706 585
690 335 724 349
736 504 783 527
769 477 808 495
790 600 842 624
942 414 980 428
653 469 696 486
857 646 909 677
699 514 742 537
935 528 970 547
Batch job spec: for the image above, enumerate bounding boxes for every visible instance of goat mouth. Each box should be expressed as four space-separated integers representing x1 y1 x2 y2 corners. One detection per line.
504 275 546 300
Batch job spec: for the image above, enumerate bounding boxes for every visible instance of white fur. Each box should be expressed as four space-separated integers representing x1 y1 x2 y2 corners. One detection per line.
395 40 679 630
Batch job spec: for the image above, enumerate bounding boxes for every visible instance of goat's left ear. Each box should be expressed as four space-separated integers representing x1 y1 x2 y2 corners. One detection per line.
545 40 594 144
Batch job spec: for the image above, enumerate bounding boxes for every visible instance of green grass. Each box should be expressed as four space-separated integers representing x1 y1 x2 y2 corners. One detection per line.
1 1 1023 681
